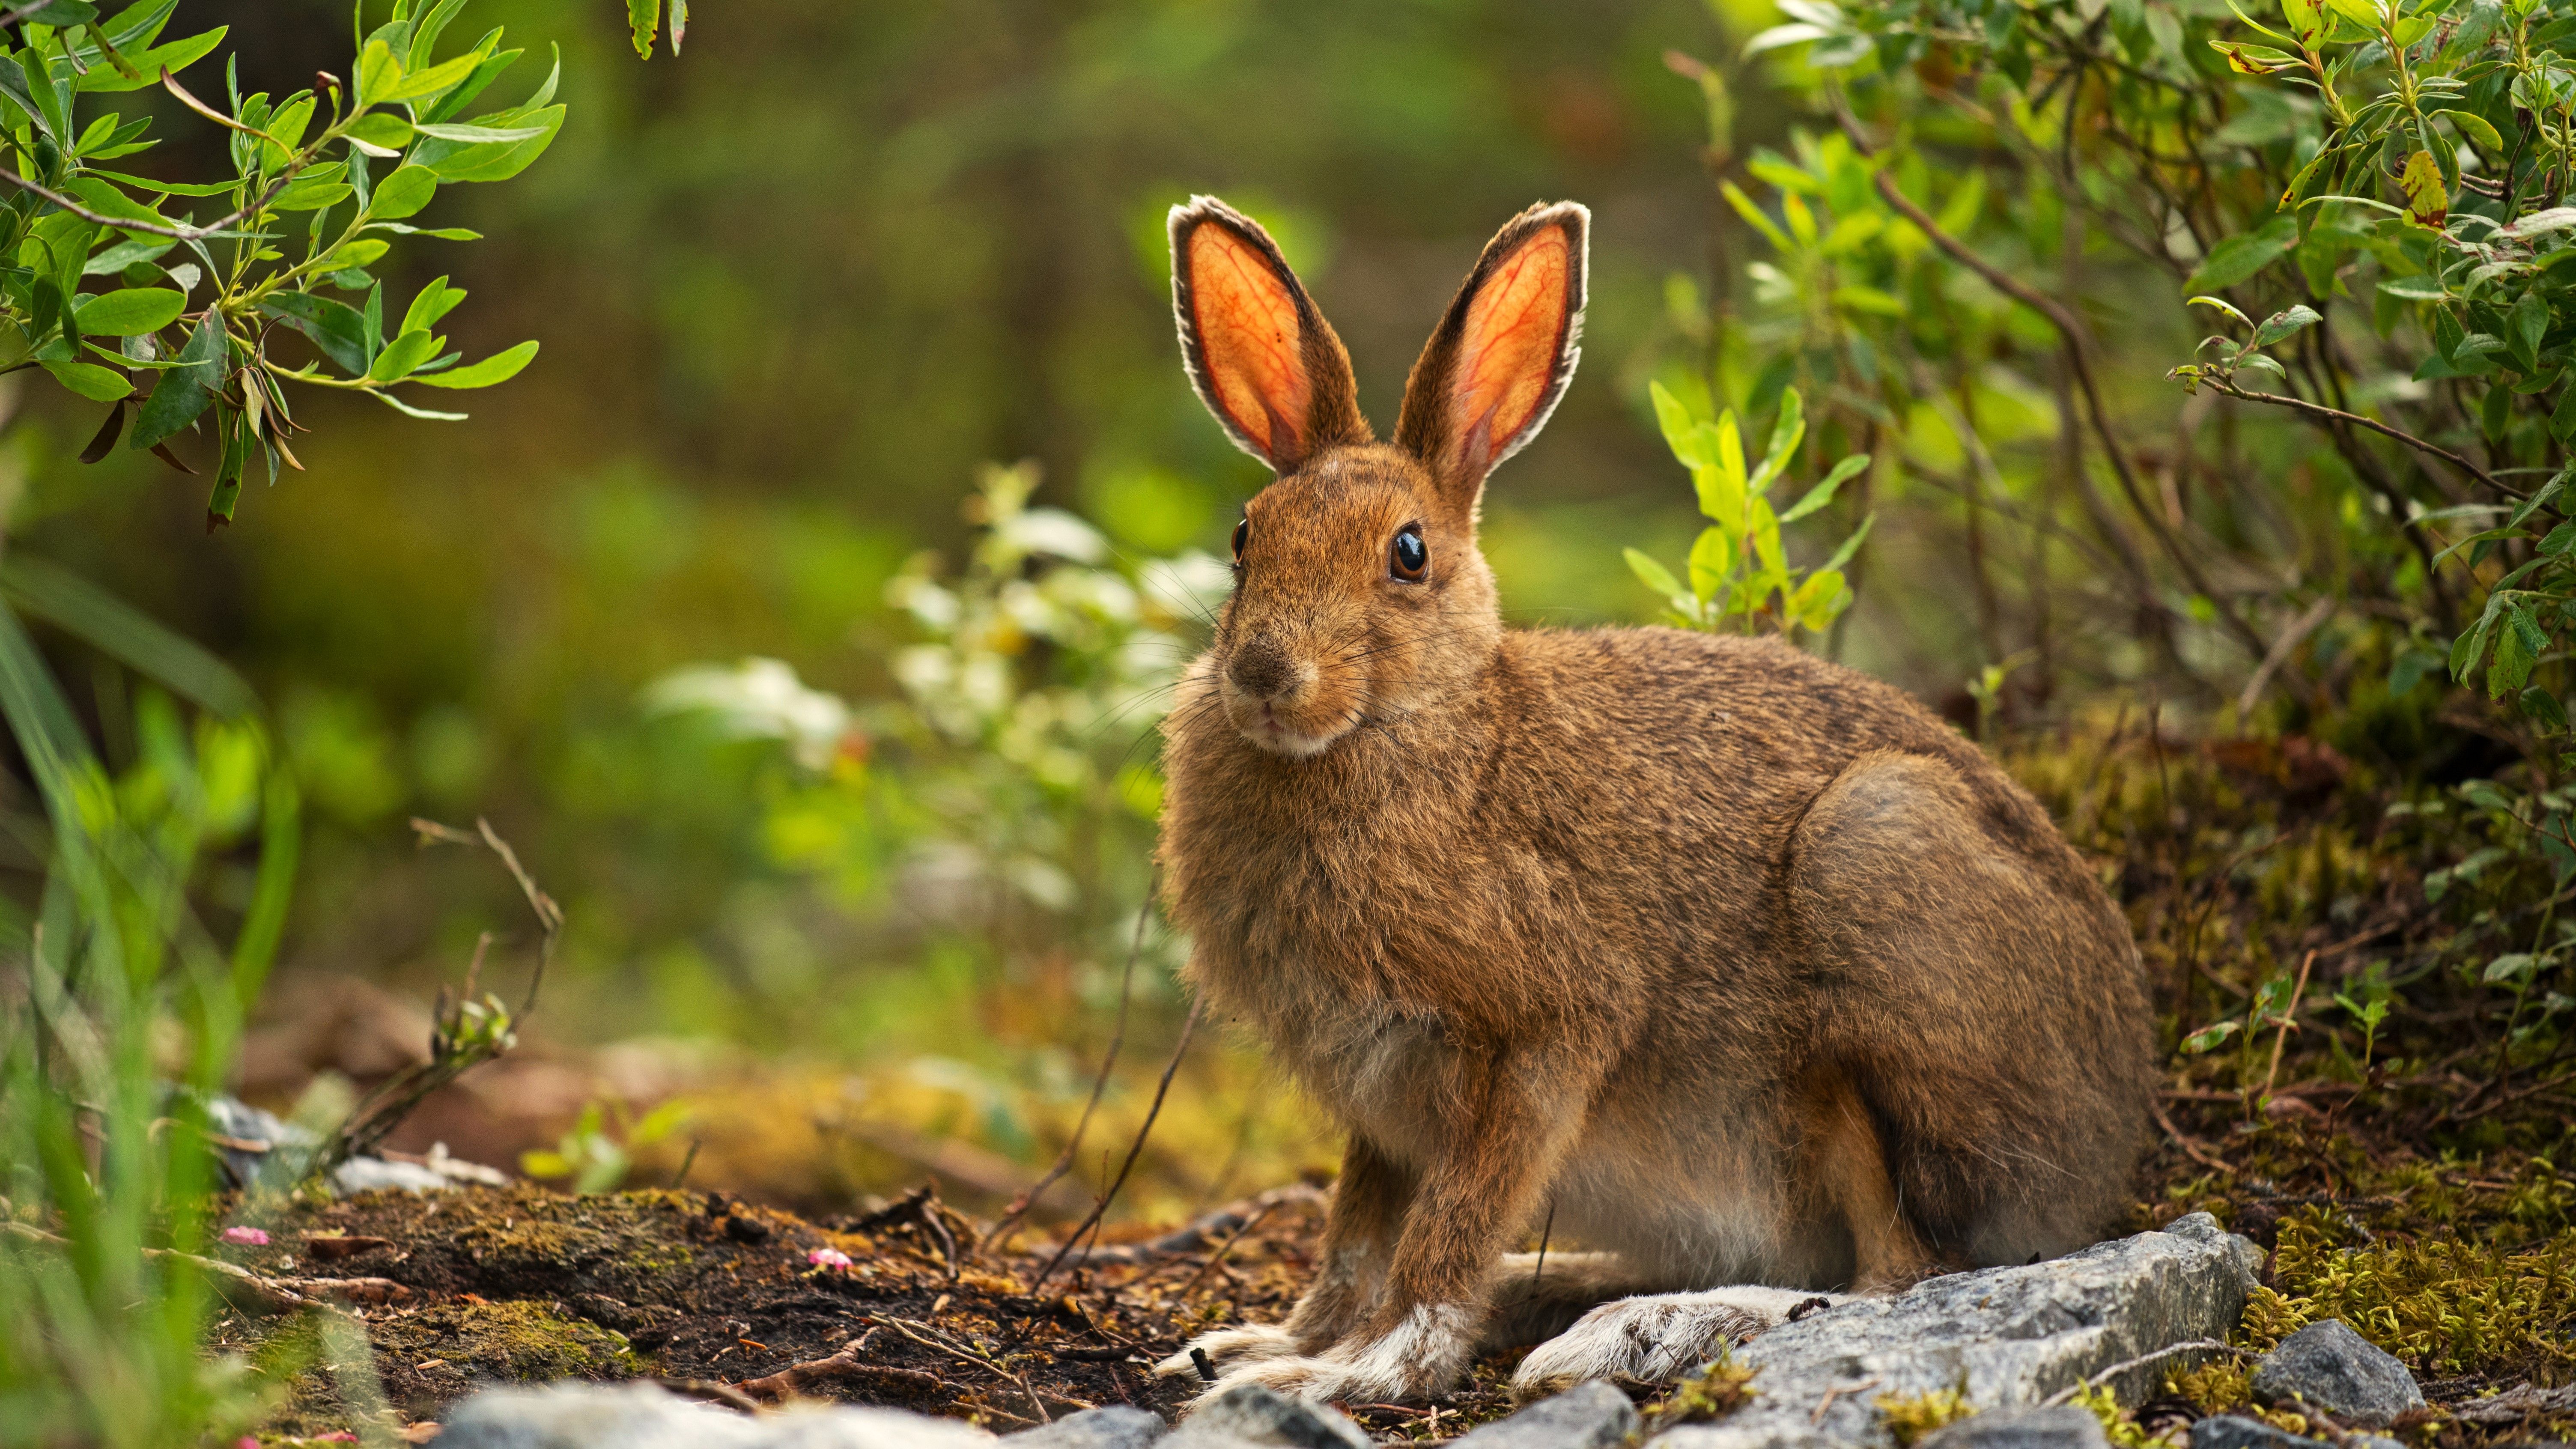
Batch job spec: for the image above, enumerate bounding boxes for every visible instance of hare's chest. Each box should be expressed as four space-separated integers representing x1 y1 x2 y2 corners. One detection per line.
1273 1005 1461 1167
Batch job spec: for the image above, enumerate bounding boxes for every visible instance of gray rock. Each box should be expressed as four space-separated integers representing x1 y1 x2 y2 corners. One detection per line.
1454 1382 1638 1448
2188 1415 2316 1449
1164 1383 1369 1449
2250 1321 2424 1424
1009 1405 1168 1449
1649 1213 2261 1449
435 1381 996 1449
1919 1406 2112 1449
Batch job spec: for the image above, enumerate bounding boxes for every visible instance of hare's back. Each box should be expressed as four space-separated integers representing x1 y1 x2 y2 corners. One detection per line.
1497 626 2073 874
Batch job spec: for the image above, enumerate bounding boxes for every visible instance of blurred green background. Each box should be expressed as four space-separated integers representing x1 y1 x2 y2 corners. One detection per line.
3 0 1871 1213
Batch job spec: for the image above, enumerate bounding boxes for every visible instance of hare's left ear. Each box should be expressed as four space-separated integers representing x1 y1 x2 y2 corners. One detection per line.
1170 196 1369 474
1395 201 1587 507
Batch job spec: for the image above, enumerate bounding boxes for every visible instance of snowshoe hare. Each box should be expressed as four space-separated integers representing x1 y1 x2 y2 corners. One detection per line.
1151 196 2152 1407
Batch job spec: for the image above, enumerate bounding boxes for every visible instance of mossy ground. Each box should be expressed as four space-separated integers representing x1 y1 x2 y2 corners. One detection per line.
221 726 2576 1443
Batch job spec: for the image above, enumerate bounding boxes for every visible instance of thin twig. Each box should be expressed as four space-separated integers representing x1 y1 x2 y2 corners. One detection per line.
2041 1340 2252 1405
2204 381 2518 498
1028 998 1204 1298
2260 949 2319 1107
1174 1199 1279 1300
1831 92 2269 659
984 872 1157 1252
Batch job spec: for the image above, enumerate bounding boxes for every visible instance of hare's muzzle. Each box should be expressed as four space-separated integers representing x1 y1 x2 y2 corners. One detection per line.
1226 635 1300 701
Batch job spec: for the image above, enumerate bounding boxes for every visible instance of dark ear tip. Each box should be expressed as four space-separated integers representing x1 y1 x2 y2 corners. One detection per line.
1169 194 1274 253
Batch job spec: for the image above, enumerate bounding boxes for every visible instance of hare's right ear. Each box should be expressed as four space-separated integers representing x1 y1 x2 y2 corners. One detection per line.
1170 196 1369 474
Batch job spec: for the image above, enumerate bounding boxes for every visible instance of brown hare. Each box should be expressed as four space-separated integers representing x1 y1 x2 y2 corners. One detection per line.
1150 195 2153 1407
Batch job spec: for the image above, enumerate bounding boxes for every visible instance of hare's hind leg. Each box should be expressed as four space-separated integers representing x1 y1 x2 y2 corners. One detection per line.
1506 1285 1840 1400
1785 750 2151 1270
1476 1250 1664 1351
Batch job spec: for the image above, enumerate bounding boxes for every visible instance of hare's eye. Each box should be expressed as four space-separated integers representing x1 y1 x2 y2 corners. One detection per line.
1389 524 1428 583
1231 519 1250 565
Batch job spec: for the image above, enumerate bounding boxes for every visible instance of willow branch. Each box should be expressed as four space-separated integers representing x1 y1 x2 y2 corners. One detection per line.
2203 379 2522 499
1831 94 2271 659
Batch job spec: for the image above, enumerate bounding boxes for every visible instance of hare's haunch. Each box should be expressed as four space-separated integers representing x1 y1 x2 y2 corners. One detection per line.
1153 195 2152 1408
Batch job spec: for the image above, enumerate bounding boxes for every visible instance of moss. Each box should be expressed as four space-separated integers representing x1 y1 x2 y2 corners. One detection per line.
382 1302 644 1382
2260 1199 2576 1380
2067 1381 2165 1449
1876 1384 1974 1447
1640 1354 1757 1432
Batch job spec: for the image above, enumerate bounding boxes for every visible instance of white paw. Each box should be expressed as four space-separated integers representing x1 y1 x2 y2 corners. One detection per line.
1190 1303 1475 1407
1152 1324 1299 1380
1510 1287 1840 1399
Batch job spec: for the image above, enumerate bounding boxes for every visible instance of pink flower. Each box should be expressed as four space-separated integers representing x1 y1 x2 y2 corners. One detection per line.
221 1226 269 1247
807 1247 853 1271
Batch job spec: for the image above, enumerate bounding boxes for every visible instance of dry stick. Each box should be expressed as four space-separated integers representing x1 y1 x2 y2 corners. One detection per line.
1027 998 1205 1298
2237 597 2338 718
2151 1101 2231 1174
984 873 1158 1253
1173 1199 1280 1301
2260 949 2320 1106
1828 95 2269 662
2039 1340 2251 1406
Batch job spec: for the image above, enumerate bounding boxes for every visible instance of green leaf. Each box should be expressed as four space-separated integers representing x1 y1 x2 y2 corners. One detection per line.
71 287 182 336
378 49 485 104
2483 951 2540 984
367 164 437 221
367 327 440 383
76 26 226 94
400 275 465 337
629 0 662 58
1626 547 1684 601
1780 454 1871 523
408 338 535 389
0 56 58 141
2434 107 2505 152
1750 386 1806 494
259 291 369 376
1650 380 1709 467
2490 602 2546 696
1687 527 1732 601
41 360 128 401
2184 214 2300 292
344 111 414 152
409 120 545 144
2182 1020 2242 1052
1787 567 1850 632
127 310 223 450
411 104 563 183
2252 304 2324 348
356 39 402 107
2514 290 2550 359
2522 685 2570 733
1821 512 1877 572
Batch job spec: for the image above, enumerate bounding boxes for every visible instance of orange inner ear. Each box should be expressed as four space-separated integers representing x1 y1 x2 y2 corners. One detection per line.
1451 226 1571 465
1190 224 1311 461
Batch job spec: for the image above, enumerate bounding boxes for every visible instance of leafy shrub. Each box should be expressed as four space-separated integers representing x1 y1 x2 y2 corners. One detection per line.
0 0 559 526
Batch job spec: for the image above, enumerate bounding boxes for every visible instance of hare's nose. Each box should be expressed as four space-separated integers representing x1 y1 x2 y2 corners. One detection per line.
1228 637 1297 701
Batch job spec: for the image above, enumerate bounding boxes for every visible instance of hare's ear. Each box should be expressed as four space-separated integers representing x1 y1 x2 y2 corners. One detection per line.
1395 202 1587 504
1170 196 1369 474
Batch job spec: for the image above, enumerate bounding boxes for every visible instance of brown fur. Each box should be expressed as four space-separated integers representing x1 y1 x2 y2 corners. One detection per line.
1151 195 2153 1404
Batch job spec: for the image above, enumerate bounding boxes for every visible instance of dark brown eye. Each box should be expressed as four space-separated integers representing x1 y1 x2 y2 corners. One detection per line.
1231 518 1249 564
1389 524 1427 582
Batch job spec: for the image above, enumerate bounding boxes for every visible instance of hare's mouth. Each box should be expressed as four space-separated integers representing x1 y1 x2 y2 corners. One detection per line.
1248 699 1349 758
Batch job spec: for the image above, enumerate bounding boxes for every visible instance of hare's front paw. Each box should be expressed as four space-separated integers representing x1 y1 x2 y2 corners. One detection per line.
1509 1287 1838 1400
1193 1303 1475 1407
1152 1324 1299 1380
